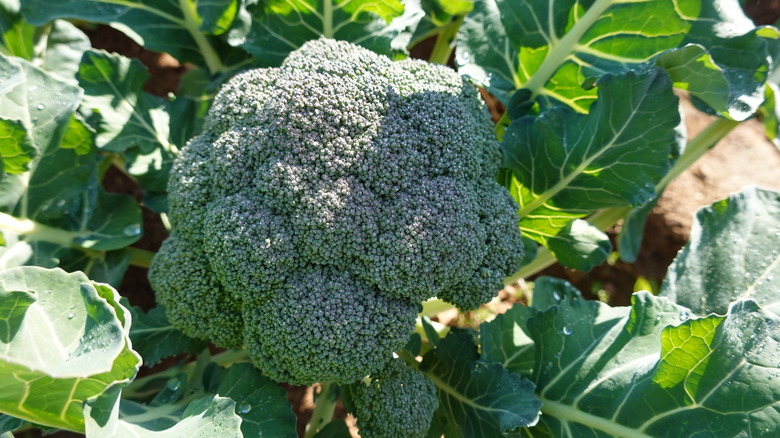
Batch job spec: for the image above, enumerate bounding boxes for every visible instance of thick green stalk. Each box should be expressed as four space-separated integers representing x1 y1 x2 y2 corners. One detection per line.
304 382 339 438
428 15 465 65
129 247 156 268
178 0 227 74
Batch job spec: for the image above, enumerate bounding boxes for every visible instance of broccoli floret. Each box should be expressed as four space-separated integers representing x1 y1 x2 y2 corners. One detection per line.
149 37 524 385
343 358 439 438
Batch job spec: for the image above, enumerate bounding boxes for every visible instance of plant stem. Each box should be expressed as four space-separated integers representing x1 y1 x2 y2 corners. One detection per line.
0 211 81 246
178 0 227 74
502 116 740 282
129 247 156 268
304 382 339 438
428 15 465 65
658 117 739 188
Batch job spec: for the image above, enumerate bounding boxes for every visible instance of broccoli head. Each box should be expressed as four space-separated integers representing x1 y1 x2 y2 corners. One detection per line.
343 357 439 438
149 37 524 385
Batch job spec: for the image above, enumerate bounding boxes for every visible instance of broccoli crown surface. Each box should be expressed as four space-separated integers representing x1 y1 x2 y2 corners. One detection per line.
149 37 523 385
343 358 439 438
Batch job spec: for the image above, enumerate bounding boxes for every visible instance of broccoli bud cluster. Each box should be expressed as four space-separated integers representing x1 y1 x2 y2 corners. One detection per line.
343 358 439 438
149 37 523 385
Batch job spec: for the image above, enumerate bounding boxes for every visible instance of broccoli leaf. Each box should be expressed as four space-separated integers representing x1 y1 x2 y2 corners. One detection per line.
20 0 249 74
77 49 171 154
502 69 679 270
421 329 541 437
84 393 243 437
661 186 780 316
196 0 239 35
230 0 424 65
0 0 90 85
128 306 207 366
216 363 298 438
457 0 780 119
0 267 141 432
493 290 780 436
0 54 142 276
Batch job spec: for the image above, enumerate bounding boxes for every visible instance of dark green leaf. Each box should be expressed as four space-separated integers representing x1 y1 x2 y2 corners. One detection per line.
21 0 247 73
216 363 298 438
129 306 207 366
197 0 239 35
480 304 534 377
422 330 541 437
0 289 35 342
503 69 679 269
522 291 780 436
230 0 423 65
661 186 780 315
457 0 780 116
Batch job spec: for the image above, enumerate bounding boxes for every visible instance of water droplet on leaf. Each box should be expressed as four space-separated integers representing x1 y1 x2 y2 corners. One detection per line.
562 325 572 335
237 402 252 414
123 224 141 237
166 378 181 391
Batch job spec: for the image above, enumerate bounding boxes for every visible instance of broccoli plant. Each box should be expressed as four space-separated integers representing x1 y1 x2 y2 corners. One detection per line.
1 0 780 437
149 37 524 385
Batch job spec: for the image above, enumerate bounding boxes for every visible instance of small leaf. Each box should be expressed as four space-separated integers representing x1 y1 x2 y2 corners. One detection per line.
422 330 541 437
0 289 35 342
216 363 298 438
197 0 239 35
129 306 207 366
230 0 423 65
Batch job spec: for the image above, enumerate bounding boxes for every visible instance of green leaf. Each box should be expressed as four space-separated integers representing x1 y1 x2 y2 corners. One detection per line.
759 82 780 151
0 118 35 175
216 363 298 438
0 267 141 432
84 393 243 437
502 69 679 269
457 0 779 116
0 52 82 173
230 0 423 65
421 329 541 437
521 291 780 436
660 186 780 315
480 304 534 377
0 55 142 274
20 0 247 73
0 0 35 59
197 0 239 35
78 50 172 154
129 306 207 366
0 289 35 342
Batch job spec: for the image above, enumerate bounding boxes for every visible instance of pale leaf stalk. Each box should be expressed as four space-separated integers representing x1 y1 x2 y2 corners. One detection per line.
304 382 338 438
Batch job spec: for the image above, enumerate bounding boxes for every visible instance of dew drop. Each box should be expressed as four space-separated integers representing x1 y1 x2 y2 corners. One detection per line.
552 290 561 301
237 402 252 414
455 51 471 66
679 310 690 321
166 377 181 391
36 104 45 111
562 325 572 336
123 224 141 237
67 312 75 320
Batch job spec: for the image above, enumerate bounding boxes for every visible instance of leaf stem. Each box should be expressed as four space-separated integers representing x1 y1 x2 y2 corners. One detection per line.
128 247 155 268
540 398 653 438
521 0 614 96
304 382 339 438
428 15 465 65
322 0 334 38
178 0 227 74
0 211 80 246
